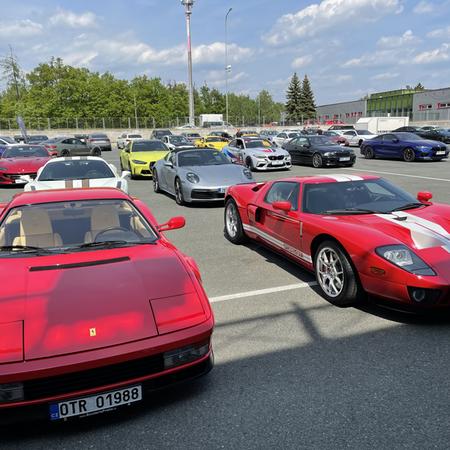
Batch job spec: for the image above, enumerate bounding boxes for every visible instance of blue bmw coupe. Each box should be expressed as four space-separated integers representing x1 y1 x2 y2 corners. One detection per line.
360 132 449 162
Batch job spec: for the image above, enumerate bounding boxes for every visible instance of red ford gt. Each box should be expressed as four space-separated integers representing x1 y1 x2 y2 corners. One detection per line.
0 188 214 423
0 145 51 185
224 174 450 309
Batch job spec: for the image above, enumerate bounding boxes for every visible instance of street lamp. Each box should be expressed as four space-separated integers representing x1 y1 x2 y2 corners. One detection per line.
225 7 232 126
181 0 195 126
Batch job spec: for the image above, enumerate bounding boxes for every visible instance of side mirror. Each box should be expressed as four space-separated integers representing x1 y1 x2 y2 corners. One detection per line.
157 216 186 232
417 191 432 203
121 171 131 179
164 161 173 168
272 201 292 212
392 138 399 143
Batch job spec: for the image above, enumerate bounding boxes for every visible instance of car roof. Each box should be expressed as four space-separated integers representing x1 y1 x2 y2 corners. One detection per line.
45 156 107 164
268 174 380 185
9 188 129 208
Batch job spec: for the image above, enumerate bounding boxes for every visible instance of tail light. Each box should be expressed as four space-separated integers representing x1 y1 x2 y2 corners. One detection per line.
45 145 57 149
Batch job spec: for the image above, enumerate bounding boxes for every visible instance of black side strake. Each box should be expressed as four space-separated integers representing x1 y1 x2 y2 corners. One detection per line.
29 256 130 272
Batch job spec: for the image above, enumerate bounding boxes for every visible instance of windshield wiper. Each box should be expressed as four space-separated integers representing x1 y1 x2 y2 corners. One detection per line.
74 240 157 251
387 202 428 213
322 208 380 215
0 245 53 254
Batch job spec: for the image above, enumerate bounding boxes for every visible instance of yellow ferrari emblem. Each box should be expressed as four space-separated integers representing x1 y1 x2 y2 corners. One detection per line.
89 328 97 337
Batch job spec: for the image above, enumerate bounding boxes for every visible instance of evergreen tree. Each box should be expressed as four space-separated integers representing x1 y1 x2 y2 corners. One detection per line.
414 82 425 91
285 73 302 122
301 75 316 120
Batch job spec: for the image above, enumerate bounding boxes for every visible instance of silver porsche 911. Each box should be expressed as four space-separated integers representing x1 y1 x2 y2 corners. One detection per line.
152 148 254 205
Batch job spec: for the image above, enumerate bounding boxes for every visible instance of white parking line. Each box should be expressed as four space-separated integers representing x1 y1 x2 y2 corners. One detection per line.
347 168 450 182
210 281 317 304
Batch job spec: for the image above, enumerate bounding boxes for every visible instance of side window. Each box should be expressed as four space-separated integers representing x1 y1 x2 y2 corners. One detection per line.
169 152 177 165
73 139 83 145
297 137 309 146
229 139 237 147
344 131 354 136
264 182 300 211
382 134 395 141
236 139 244 149
279 133 287 138
62 139 71 145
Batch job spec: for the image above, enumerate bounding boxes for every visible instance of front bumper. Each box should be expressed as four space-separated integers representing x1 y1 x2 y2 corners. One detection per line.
131 164 153 177
323 155 356 166
252 158 292 171
0 173 36 185
182 182 229 202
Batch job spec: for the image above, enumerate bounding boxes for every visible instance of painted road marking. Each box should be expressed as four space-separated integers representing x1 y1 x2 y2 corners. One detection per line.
210 281 317 304
347 168 450 182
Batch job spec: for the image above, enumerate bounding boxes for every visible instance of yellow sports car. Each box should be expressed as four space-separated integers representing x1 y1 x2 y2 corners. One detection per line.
120 139 169 178
194 136 229 150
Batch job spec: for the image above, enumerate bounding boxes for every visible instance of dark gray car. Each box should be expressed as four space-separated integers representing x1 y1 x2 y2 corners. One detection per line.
43 137 102 157
152 148 253 205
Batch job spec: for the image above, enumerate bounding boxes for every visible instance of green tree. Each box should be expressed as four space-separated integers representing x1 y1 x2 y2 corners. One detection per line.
301 75 316 120
285 73 303 122
414 82 425 91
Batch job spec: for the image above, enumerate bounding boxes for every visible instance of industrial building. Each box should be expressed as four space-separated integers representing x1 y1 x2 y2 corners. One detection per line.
317 87 450 124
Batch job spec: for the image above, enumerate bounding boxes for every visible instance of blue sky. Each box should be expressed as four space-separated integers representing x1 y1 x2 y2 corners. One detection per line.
1 0 450 105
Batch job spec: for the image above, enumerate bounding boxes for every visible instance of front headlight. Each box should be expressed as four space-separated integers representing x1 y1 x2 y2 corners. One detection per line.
416 146 432 152
186 172 200 183
375 245 436 276
243 168 253 179
254 154 267 159
324 152 336 157
131 159 147 165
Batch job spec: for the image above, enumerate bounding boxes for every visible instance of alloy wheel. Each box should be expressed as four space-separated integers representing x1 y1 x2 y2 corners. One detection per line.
316 247 345 298
225 201 238 238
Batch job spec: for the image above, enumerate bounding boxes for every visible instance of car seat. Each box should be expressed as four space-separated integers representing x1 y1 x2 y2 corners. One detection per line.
84 205 120 243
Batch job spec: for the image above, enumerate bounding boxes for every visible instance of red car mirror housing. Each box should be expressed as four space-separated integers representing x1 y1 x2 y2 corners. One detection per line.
157 216 186 232
417 191 433 203
272 201 292 212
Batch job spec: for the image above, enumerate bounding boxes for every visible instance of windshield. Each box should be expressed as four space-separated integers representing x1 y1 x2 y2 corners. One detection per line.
89 134 109 140
186 133 200 138
0 199 157 256
128 134 142 139
357 130 374 135
29 135 48 142
170 136 189 144
206 137 224 142
0 136 16 144
395 132 422 140
178 150 230 166
245 140 272 148
288 133 300 138
303 179 417 215
2 146 49 158
39 160 115 181
132 141 167 152
308 136 336 145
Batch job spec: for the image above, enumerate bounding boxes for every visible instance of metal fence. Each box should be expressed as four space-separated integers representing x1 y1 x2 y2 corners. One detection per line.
0 116 288 131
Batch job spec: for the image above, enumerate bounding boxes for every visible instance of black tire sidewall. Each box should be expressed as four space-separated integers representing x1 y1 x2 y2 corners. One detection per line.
364 147 374 159
403 147 415 162
312 153 322 168
153 170 160 192
175 178 185 205
314 240 361 306
224 199 246 244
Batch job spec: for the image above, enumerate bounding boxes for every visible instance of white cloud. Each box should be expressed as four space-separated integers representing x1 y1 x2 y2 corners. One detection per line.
264 0 403 46
0 19 43 38
206 70 248 87
342 49 405 68
63 51 98 67
413 44 450 63
413 1 434 13
292 55 312 68
49 9 97 28
371 72 400 80
377 30 419 48
427 26 450 39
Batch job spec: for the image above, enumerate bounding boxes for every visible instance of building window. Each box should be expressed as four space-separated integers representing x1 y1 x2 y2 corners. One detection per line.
419 104 433 110
437 103 450 109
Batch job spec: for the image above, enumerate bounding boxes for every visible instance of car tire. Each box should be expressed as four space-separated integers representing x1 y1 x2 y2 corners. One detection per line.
314 240 363 307
224 198 247 244
312 153 323 168
129 166 135 180
91 147 101 157
358 139 363 147
174 178 185 205
61 149 70 157
403 147 416 162
153 169 160 193
364 146 374 159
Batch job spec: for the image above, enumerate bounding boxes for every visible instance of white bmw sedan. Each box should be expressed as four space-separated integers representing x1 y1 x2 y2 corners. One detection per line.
23 156 130 193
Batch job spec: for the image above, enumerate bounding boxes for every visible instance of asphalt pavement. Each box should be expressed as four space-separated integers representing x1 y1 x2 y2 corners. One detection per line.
1 148 450 449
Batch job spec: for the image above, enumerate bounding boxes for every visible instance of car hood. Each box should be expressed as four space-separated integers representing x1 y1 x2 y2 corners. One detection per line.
314 144 351 152
403 139 447 147
27 177 120 191
180 164 248 185
325 206 450 280
0 157 50 172
0 245 200 360
130 151 168 162
247 147 289 155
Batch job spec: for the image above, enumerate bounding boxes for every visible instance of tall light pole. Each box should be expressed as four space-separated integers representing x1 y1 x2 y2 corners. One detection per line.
225 7 232 126
181 0 195 126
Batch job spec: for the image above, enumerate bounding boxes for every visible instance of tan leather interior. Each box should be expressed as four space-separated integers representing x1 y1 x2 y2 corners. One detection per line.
12 209 62 247
84 205 120 243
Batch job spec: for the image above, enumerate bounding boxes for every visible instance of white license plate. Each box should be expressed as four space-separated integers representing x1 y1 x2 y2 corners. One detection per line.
14 179 26 184
271 160 284 165
339 157 351 161
436 151 445 155
49 385 142 420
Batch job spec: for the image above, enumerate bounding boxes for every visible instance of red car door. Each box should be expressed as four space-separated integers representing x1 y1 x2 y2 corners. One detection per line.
247 181 309 264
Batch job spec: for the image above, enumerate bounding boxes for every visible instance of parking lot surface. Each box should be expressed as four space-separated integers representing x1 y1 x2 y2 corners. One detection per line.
2 150 450 449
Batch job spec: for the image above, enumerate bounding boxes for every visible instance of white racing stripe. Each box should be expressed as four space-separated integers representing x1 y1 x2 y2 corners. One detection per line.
209 281 317 303
346 168 450 182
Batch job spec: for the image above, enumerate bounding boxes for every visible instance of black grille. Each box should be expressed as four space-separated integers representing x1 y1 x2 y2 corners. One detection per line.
24 353 164 401
268 155 284 161
191 190 225 200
